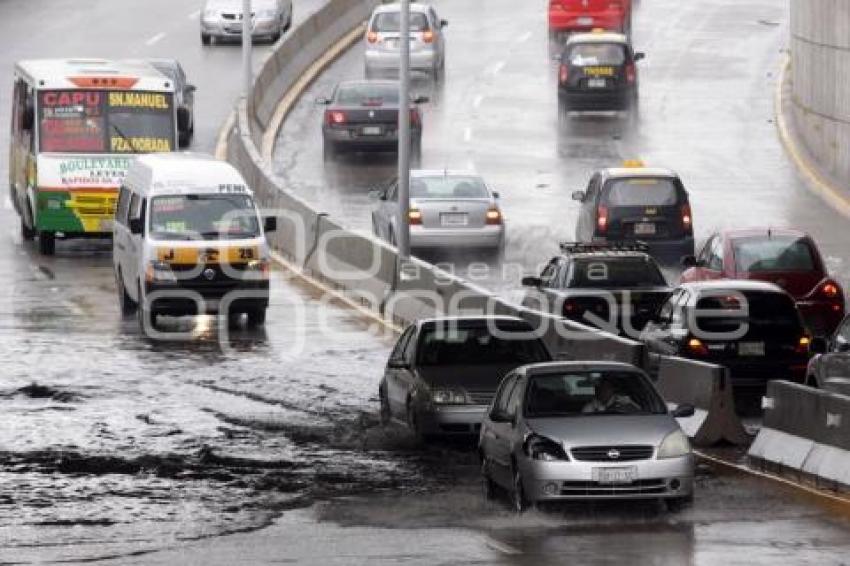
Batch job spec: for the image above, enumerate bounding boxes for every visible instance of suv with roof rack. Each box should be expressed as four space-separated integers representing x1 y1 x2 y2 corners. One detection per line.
521 242 671 337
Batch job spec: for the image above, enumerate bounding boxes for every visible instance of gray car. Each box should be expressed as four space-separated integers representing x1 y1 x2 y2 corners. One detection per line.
379 317 552 440
371 171 506 256
365 2 448 79
479 361 695 512
201 0 293 45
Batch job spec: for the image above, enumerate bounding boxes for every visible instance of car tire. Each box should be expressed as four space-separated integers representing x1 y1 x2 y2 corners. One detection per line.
246 308 267 328
201 33 212 46
407 402 427 443
481 459 497 501
38 231 55 255
117 271 137 316
379 387 391 426
511 466 531 513
665 493 694 513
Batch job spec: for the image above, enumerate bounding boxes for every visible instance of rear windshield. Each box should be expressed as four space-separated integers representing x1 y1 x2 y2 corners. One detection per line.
569 257 667 288
525 371 667 418
603 178 680 207
416 324 549 367
566 43 627 66
410 176 489 199
371 11 430 32
693 291 802 332
336 84 400 106
733 237 817 273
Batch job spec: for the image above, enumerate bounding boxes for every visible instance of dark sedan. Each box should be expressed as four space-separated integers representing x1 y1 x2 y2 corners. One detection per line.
379 316 552 441
317 80 426 161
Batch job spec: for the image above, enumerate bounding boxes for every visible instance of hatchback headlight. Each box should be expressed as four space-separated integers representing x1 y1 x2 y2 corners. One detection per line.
657 430 691 459
431 389 468 405
523 434 569 462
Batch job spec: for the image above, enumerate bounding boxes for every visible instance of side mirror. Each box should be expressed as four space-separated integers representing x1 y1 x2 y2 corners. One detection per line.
680 255 698 268
264 216 278 233
315 97 331 106
672 404 695 418
185 84 197 94
387 358 409 370
836 340 850 353
571 191 586 202
522 276 543 288
413 95 430 104
634 52 646 62
129 217 143 235
492 191 500 199
440 19 448 28
809 337 828 354
369 189 387 201
177 107 191 131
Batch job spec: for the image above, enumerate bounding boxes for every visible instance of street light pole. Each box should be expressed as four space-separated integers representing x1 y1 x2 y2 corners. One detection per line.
242 0 253 98
396 0 411 260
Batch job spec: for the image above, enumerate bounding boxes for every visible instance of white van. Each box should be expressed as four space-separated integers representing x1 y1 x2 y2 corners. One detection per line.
113 153 276 330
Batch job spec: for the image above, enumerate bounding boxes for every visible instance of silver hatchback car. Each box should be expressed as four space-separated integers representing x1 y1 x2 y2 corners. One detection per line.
479 362 695 512
201 0 293 45
365 2 448 79
371 171 505 256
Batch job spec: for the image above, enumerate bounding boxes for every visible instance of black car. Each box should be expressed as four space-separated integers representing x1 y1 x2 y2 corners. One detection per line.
640 281 811 412
806 314 850 389
572 163 695 265
378 316 552 440
317 80 426 162
521 242 670 337
146 59 196 148
557 31 644 113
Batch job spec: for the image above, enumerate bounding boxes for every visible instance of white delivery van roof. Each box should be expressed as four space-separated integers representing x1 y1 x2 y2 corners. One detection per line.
126 153 253 198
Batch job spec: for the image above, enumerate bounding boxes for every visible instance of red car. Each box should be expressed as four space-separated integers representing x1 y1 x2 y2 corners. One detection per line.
681 228 845 336
548 0 632 36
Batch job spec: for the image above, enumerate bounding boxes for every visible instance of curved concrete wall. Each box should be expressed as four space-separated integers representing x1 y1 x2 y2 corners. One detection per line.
790 0 850 183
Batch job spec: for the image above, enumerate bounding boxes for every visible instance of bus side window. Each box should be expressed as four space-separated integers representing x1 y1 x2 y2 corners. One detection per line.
115 186 131 226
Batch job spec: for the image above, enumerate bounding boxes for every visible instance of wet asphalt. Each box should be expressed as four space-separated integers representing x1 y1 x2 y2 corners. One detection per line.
1 0 850 564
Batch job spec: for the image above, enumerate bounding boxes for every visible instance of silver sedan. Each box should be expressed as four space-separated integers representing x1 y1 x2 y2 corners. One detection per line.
479 361 696 512
201 0 293 45
371 171 505 256
364 2 448 79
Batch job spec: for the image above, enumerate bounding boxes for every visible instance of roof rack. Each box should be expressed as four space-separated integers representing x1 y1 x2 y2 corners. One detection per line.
559 241 650 255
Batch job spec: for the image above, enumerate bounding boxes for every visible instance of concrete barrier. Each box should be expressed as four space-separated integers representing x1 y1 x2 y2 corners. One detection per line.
749 380 850 491
656 357 750 447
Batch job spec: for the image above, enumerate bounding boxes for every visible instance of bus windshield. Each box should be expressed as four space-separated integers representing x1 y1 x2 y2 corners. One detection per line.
38 90 175 154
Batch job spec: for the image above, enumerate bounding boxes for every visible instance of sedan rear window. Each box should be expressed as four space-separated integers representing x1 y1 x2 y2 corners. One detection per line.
569 257 667 288
566 43 626 66
372 12 430 32
694 291 803 333
733 237 817 273
416 325 549 366
525 371 667 417
336 84 400 106
603 178 679 207
410 176 489 199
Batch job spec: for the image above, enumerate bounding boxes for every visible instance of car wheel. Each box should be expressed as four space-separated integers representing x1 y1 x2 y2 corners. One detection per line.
379 387 391 426
246 308 267 328
481 459 497 501
511 466 531 513
665 493 693 513
201 33 212 46
117 271 137 316
407 402 426 443
38 231 55 255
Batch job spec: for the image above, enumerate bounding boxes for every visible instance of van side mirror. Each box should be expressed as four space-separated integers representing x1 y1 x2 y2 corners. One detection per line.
672 404 695 418
492 191 501 199
634 52 646 62
264 216 278 233
522 276 543 288
129 217 143 235
440 19 448 28
185 84 197 94
413 95 430 104
571 191 586 202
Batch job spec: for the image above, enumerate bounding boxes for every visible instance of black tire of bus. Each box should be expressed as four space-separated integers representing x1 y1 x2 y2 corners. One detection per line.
38 231 55 255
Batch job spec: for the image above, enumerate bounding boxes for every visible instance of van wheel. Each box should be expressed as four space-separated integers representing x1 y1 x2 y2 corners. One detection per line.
21 216 35 241
246 308 266 328
137 284 156 332
38 231 55 255
117 272 137 316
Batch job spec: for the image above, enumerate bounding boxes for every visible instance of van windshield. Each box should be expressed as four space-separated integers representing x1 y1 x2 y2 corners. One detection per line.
149 194 260 241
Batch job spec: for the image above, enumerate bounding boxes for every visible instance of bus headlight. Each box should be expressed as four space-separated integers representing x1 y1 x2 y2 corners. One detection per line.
145 260 177 283
657 430 691 459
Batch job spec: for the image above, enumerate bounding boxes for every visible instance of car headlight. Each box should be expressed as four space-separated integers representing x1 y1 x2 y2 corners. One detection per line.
145 260 177 283
523 434 569 462
431 389 468 405
657 430 691 459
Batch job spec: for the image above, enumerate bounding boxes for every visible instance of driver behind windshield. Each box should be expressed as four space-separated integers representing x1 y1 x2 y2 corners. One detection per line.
582 377 641 414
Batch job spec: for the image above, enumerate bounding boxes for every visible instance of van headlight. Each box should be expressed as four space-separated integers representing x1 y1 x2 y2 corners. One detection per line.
245 259 270 280
431 389 468 405
145 260 176 283
657 430 691 459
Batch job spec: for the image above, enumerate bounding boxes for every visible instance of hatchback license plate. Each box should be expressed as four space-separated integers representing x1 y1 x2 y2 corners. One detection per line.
361 126 382 136
441 213 468 226
634 222 656 235
738 342 765 357
594 467 637 485
578 16 594 26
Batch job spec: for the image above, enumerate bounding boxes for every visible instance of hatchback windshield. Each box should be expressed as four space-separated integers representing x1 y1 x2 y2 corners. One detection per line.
733 237 817 273
416 324 549 366
411 176 489 199
567 43 626 66
569 257 667 288
149 194 260 241
525 371 667 417
372 12 430 32
336 84 400 106
604 178 679 207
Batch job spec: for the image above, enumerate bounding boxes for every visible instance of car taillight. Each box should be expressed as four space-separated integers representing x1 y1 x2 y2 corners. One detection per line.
596 205 608 235
609 1 624 10
820 280 841 299
408 208 422 225
559 64 569 84
686 338 709 357
626 63 636 84
681 204 693 234
367 31 378 43
563 300 578 317
422 30 434 43
325 110 346 125
485 207 502 225
409 108 421 127
549 0 564 9
796 335 812 355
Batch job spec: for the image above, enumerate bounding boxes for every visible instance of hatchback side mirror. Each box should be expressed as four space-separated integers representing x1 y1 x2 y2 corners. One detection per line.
680 255 698 268
129 217 143 235
264 216 278 233
672 404 695 418
571 191 586 202
634 52 646 62
440 19 448 28
315 97 331 106
522 276 543 288
387 358 409 370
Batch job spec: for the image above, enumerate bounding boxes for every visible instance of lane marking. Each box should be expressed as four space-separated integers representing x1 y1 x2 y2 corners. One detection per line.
463 127 473 143
484 536 521 555
488 61 506 75
516 31 532 44
215 111 237 161
188 9 201 20
145 32 166 46
472 95 484 109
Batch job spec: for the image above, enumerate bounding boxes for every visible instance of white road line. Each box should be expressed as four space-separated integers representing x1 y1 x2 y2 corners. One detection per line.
188 9 201 19
516 31 532 43
145 32 166 46
472 95 484 109
483 536 521 556
463 127 473 143
489 61 506 75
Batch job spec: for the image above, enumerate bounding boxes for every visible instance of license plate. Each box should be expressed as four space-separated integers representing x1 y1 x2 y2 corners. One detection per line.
634 222 656 235
441 213 468 227
588 78 607 89
578 16 594 26
738 342 766 357
361 126 382 136
594 467 637 485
